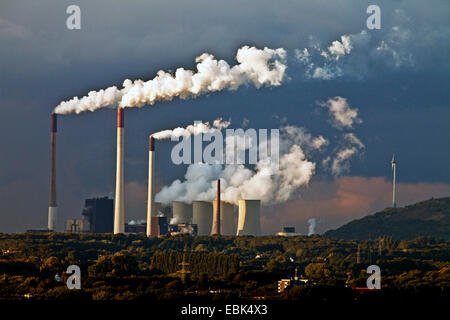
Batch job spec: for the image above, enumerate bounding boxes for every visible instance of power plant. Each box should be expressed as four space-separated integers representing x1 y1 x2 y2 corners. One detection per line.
114 108 125 234
48 108 262 237
48 113 58 231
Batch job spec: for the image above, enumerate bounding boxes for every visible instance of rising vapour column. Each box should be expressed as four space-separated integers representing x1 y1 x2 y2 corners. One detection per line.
114 108 125 234
211 179 221 235
146 136 155 236
48 113 58 231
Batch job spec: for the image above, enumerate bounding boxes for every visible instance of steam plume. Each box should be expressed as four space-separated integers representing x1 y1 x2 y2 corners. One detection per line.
155 125 321 206
307 218 316 236
54 46 286 114
152 118 230 140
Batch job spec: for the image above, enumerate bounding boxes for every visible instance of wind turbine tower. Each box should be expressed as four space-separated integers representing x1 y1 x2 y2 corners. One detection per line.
391 155 397 208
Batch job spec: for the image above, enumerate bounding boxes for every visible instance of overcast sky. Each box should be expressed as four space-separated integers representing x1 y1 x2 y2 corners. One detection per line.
0 0 449 234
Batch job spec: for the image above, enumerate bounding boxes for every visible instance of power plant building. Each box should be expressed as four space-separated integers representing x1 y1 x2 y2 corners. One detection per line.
65 219 86 233
237 200 261 236
149 216 169 236
81 197 114 233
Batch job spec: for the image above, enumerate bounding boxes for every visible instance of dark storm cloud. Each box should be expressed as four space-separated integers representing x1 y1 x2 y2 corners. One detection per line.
0 0 449 232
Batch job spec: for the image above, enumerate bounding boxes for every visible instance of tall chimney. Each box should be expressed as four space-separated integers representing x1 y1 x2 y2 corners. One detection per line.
48 113 58 231
114 108 125 233
211 179 221 235
146 136 155 236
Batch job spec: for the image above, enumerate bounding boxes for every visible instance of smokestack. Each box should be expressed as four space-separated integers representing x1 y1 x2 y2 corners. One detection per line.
48 113 58 231
146 136 155 236
114 108 125 234
211 179 221 235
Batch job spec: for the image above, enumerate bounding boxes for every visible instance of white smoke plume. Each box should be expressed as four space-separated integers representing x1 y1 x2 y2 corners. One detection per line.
54 46 286 114
152 118 230 140
155 125 321 206
307 218 316 236
319 96 362 130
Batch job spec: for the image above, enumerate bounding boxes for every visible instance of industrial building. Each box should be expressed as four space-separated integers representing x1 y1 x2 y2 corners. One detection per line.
81 197 114 233
125 220 146 233
149 216 169 236
65 219 85 233
48 108 263 237
169 223 198 236
276 226 301 237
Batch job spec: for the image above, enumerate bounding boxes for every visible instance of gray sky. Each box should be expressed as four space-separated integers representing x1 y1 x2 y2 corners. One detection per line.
0 0 449 234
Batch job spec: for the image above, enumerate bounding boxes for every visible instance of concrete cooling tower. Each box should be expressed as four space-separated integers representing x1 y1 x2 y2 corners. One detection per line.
192 201 213 235
237 200 261 236
172 201 193 224
212 201 236 235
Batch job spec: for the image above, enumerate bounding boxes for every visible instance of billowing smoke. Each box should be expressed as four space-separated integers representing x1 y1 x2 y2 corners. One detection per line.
155 95 365 205
307 218 316 236
155 125 324 206
54 46 286 114
152 118 230 140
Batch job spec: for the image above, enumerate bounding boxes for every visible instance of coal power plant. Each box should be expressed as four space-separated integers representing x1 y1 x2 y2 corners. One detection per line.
48 108 261 236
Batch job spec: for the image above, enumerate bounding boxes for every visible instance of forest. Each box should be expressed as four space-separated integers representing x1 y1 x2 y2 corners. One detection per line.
0 233 448 301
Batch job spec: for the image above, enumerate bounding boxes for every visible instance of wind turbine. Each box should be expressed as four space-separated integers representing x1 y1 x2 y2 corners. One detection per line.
391 155 397 208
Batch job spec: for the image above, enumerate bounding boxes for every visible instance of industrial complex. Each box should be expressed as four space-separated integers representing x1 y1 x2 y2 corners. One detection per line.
50 110 262 237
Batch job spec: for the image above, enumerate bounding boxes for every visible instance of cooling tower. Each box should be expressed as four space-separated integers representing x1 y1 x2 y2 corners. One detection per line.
212 201 236 235
172 201 193 224
114 108 125 234
146 136 155 236
192 201 213 235
48 113 58 231
237 200 261 236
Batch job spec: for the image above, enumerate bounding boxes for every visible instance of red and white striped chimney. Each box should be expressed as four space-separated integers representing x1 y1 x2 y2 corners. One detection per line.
211 179 221 235
48 113 58 231
114 108 125 233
